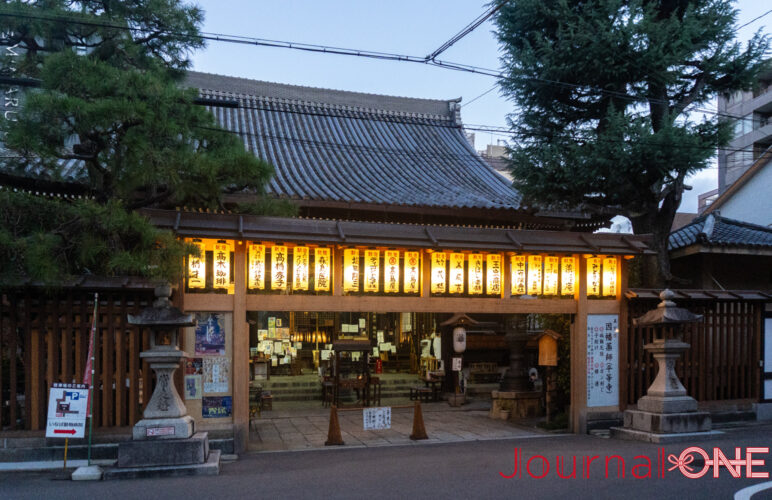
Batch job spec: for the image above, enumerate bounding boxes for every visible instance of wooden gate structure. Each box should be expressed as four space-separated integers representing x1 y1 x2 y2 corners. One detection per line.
0 281 155 431
624 289 771 408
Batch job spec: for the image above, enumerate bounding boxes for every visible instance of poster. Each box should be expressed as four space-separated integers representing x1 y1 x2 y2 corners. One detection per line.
203 356 230 393
363 407 391 430
202 396 232 418
184 375 202 400
195 313 226 355
186 358 203 375
46 383 88 438
586 314 619 407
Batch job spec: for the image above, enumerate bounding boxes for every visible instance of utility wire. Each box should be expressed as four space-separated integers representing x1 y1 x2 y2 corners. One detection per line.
425 1 507 61
461 84 498 108
736 8 772 30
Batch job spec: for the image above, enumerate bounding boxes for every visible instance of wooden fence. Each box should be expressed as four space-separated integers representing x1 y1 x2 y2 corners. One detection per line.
624 297 764 407
0 288 155 431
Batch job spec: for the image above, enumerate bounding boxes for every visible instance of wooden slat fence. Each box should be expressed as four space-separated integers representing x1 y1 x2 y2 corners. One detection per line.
0 289 154 431
625 298 763 407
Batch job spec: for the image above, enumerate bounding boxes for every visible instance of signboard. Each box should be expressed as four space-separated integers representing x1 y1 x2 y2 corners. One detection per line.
147 426 175 437
586 314 619 407
451 357 463 371
363 407 391 430
46 383 88 438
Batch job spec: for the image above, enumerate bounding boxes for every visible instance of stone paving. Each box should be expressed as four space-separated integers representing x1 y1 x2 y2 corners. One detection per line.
248 399 547 452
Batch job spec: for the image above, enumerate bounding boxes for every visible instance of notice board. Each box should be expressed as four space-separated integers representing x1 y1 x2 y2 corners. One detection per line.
586 314 619 408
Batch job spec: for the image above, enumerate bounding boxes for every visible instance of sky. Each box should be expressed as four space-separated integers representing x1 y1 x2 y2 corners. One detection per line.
189 0 771 214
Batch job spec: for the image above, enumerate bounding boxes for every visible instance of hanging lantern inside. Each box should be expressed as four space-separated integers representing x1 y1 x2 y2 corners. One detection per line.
587 256 601 296
602 256 618 297
187 239 206 289
468 253 484 295
527 255 542 295
449 253 465 294
271 245 288 290
543 256 559 296
364 249 380 292
561 256 576 296
431 252 447 294
511 255 526 295
293 246 309 291
404 251 420 294
248 244 266 290
213 240 230 290
384 250 400 293
314 247 331 292
486 254 502 295
343 248 360 292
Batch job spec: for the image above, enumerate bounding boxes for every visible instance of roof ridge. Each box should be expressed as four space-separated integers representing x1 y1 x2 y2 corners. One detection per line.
713 213 772 233
186 70 455 118
200 88 454 122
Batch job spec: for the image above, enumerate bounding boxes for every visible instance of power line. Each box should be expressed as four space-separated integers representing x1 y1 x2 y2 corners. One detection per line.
425 1 507 61
461 84 498 108
736 8 772 30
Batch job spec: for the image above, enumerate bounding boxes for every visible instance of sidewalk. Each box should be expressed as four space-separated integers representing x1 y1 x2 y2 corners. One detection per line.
248 399 556 452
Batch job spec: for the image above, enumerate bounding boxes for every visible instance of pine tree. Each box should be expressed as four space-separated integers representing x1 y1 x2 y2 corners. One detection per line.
495 0 769 286
0 1 290 283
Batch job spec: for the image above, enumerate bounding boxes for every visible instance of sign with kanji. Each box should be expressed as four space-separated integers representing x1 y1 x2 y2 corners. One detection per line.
46 383 88 438
586 314 619 407
363 406 391 430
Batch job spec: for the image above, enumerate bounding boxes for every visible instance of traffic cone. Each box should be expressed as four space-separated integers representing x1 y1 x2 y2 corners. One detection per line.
409 401 428 440
325 405 344 446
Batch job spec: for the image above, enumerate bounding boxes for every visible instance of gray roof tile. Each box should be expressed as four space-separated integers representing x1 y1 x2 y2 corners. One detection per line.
669 214 772 250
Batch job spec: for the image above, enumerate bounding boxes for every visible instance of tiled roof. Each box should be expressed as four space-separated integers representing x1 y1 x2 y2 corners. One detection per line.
185 71 522 211
668 213 772 251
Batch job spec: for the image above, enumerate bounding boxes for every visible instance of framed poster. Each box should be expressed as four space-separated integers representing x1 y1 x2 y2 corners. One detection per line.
202 396 232 418
586 314 619 407
195 313 226 355
184 375 202 400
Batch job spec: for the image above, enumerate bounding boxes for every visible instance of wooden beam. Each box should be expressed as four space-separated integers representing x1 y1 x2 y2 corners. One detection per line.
232 243 249 453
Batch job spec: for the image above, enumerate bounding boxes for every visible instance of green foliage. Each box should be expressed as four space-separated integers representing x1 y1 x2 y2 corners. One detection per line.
495 0 770 284
0 190 195 283
0 1 290 284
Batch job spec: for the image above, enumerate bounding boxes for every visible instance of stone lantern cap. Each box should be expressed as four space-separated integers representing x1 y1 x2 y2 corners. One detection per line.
127 284 196 328
633 289 702 327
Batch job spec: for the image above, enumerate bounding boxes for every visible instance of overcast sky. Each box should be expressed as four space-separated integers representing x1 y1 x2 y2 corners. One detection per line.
190 1 770 214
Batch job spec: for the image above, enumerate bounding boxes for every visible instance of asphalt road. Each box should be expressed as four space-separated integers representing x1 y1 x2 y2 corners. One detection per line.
2 424 772 499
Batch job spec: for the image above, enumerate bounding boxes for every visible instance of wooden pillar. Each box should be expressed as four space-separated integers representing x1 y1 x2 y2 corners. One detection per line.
333 247 342 297
570 254 588 434
232 241 249 453
618 256 629 410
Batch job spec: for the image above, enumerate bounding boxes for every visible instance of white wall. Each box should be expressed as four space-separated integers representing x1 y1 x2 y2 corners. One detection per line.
718 162 772 227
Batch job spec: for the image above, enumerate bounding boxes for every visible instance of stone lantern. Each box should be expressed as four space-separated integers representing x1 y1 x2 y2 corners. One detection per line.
108 284 220 478
612 289 714 442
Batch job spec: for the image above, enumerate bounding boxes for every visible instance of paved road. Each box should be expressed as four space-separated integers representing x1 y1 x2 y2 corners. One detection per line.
3 424 772 499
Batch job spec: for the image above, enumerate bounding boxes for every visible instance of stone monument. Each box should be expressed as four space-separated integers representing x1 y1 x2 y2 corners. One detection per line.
492 315 540 419
105 284 220 479
612 290 717 443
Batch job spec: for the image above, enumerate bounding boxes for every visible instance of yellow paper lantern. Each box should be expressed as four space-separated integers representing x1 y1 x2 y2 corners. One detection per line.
213 240 230 289
343 249 360 292
248 244 266 290
363 250 380 292
603 256 618 297
543 256 559 296
449 253 465 294
510 255 526 295
293 246 309 291
468 253 484 295
271 245 288 290
431 252 447 294
587 257 601 296
314 247 331 292
486 254 502 295
560 256 576 296
527 255 542 296
187 239 206 289
404 251 420 294
384 250 400 293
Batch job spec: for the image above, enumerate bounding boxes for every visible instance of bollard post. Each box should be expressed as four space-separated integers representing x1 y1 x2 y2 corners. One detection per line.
409 401 428 440
325 405 344 446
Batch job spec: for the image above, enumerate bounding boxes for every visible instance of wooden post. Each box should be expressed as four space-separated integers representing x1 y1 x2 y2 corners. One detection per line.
570 254 588 434
232 241 249 453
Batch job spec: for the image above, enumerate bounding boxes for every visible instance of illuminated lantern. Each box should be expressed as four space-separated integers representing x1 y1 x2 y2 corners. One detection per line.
486 253 502 295
453 326 466 353
364 250 380 292
248 244 266 290
587 257 601 296
271 245 288 290
293 246 309 291
560 256 576 296
468 254 484 295
213 240 230 289
315 248 331 292
511 255 526 295
543 256 559 296
404 251 420 294
384 250 400 293
602 256 618 297
431 252 447 294
343 248 360 292
449 253 465 294
187 239 206 289
527 255 542 295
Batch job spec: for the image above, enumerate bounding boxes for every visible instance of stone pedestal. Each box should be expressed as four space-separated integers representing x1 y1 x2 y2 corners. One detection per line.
612 338 715 443
490 390 541 419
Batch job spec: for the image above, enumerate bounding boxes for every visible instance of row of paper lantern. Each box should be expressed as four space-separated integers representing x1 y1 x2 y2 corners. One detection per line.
187 241 618 297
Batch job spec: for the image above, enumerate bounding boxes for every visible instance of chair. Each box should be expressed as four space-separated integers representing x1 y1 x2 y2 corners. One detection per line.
260 390 273 411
